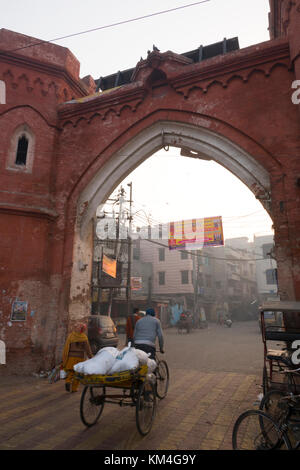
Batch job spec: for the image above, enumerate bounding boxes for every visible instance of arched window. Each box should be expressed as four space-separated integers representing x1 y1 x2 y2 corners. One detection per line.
7 124 35 173
15 135 29 165
0 80 5 104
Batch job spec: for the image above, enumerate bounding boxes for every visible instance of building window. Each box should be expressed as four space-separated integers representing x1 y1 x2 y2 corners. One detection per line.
215 281 222 289
7 124 35 173
266 268 278 285
0 80 6 104
158 271 165 285
180 251 188 260
15 135 29 165
159 248 165 261
181 270 189 284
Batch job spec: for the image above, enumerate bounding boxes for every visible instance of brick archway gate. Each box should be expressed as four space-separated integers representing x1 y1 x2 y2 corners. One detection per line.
1 1 300 371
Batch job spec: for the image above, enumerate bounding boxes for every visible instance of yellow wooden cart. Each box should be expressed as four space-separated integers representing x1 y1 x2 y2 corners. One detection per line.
75 364 157 436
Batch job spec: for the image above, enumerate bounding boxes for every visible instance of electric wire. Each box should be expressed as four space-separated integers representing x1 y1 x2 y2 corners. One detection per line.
1 1 211 54
110 206 269 262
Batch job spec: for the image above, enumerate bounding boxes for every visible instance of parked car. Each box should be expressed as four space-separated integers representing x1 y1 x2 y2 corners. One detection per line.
87 315 118 354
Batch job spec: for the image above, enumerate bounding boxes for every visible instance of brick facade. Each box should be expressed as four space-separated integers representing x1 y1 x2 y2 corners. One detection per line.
1 1 300 372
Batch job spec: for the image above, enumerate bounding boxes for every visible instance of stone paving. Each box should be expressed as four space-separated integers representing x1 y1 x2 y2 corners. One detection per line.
0 368 262 450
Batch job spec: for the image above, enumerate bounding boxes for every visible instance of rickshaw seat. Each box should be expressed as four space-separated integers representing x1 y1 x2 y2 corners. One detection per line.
266 349 291 366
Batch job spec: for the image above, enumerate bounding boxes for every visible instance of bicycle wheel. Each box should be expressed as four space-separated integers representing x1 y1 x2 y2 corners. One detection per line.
80 386 105 427
155 360 169 399
232 410 291 450
259 389 287 422
136 381 156 436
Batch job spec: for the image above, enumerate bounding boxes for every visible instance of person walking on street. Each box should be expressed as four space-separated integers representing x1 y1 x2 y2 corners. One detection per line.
62 322 93 392
133 308 164 360
126 307 142 345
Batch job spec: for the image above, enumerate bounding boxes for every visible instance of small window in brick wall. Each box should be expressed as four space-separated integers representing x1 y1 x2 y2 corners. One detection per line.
7 124 35 173
15 135 29 165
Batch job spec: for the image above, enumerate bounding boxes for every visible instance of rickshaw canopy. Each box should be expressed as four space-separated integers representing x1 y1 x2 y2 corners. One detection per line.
259 301 300 313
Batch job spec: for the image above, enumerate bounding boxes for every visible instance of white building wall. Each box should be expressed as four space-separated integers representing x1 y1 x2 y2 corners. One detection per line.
254 235 277 297
139 239 194 295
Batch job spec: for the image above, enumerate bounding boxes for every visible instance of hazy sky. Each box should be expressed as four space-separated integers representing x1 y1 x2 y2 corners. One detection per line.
2 0 273 241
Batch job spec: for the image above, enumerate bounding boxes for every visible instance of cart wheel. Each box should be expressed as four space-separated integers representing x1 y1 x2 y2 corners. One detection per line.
136 381 156 436
155 360 169 399
80 386 105 427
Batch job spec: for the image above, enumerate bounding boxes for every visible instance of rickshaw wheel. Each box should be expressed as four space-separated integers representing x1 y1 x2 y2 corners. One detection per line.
136 381 156 436
259 389 287 423
80 386 105 427
155 360 169 399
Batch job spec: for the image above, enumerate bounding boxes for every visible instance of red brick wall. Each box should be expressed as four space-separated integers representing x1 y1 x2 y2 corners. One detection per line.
0 16 300 373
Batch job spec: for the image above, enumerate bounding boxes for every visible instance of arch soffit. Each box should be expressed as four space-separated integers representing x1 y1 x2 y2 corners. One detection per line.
78 120 271 239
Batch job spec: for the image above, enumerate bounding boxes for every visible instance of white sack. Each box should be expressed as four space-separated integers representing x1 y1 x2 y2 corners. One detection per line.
74 347 119 375
116 345 131 359
73 361 85 373
147 358 157 373
109 348 139 373
133 348 150 365
95 346 118 357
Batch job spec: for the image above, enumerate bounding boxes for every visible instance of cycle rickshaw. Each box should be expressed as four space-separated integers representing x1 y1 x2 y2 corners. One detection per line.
75 354 169 437
177 313 193 334
260 301 300 395
232 301 300 450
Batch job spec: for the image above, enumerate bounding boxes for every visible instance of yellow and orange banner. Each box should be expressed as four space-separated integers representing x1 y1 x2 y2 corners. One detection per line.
102 254 117 278
168 216 224 250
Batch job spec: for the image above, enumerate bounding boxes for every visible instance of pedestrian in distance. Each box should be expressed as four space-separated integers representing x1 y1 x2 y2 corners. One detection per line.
126 307 143 345
62 322 93 393
133 307 164 360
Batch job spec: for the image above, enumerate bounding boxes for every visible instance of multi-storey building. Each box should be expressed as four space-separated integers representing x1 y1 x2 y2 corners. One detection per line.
254 234 278 302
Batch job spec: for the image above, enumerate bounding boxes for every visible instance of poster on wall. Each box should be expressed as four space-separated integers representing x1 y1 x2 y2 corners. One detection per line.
131 277 142 291
11 301 28 321
168 216 224 250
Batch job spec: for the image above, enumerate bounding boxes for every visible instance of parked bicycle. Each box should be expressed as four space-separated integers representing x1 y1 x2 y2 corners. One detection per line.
232 368 300 450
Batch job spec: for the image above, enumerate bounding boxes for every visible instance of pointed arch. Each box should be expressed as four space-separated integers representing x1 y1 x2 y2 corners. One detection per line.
77 120 271 238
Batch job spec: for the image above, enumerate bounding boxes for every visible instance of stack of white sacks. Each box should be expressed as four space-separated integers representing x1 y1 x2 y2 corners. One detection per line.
73 343 157 376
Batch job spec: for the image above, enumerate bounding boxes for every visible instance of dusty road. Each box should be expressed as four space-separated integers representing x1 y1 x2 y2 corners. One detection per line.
119 320 263 374
0 321 263 451
163 320 263 375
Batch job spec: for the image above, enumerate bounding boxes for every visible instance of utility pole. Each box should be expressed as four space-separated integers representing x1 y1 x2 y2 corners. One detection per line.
126 182 133 316
107 187 125 317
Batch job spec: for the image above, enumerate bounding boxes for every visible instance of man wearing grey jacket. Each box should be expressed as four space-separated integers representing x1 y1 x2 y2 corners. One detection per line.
133 308 164 360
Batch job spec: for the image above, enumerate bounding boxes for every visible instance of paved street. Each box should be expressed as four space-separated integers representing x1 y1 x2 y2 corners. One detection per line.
0 321 263 450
